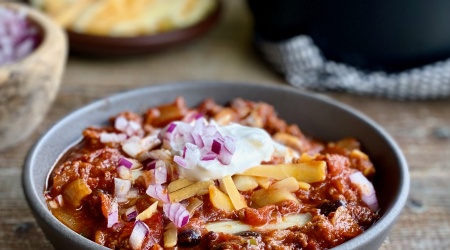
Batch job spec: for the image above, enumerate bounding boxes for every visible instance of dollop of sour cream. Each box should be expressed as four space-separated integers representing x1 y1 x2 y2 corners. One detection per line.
164 120 276 181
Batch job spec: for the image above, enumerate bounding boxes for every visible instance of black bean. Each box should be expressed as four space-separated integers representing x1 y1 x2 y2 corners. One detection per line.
234 231 261 238
317 200 346 216
178 229 202 247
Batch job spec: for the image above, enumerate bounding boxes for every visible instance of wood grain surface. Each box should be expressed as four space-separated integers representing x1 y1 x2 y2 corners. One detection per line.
1 1 449 249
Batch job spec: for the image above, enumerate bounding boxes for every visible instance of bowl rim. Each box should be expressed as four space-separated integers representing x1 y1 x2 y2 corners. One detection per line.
0 2 66 67
23 81 410 249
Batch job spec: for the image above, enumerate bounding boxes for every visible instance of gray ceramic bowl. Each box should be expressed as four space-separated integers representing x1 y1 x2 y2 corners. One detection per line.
23 82 409 250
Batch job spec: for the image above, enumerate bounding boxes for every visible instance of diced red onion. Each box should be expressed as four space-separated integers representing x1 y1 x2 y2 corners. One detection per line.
114 178 131 199
118 157 133 169
211 139 222 154
125 122 141 137
146 184 169 203
217 147 232 165
193 117 205 132
163 203 190 228
166 123 190 151
174 155 188 168
191 132 204 148
153 164 168 184
129 221 149 250
115 116 144 137
127 211 138 222
201 135 214 149
125 206 138 221
165 118 238 169
349 171 379 211
179 212 190 228
146 159 165 170
111 200 118 212
224 136 236 154
165 202 178 219
111 222 125 231
167 123 177 133
201 151 217 161
174 205 188 227
115 116 128 131
180 143 200 169
146 160 156 170
204 124 217 136
100 132 127 143
362 193 379 212
107 210 119 228
171 205 183 220
214 130 225 140
0 8 39 66
107 201 119 228
183 132 195 145
129 121 142 131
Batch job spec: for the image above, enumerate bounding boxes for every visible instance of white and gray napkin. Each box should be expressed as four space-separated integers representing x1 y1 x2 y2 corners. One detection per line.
258 35 450 100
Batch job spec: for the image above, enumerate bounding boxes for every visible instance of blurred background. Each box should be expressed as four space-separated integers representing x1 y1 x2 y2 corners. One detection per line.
248 0 450 72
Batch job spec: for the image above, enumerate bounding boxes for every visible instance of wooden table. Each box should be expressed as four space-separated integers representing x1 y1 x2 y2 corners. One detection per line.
1 1 449 249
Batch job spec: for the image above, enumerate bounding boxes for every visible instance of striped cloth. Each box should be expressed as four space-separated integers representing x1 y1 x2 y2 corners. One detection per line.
257 35 450 100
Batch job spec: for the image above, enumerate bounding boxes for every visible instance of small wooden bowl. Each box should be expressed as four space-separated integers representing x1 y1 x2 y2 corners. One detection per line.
0 3 67 151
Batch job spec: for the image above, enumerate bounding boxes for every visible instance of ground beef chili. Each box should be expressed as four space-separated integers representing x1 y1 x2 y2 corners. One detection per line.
45 97 379 250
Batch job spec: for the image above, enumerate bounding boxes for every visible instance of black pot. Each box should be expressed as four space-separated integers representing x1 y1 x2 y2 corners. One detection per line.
248 0 450 72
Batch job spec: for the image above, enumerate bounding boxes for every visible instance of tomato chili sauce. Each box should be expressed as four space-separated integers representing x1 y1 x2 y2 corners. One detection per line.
45 97 379 250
